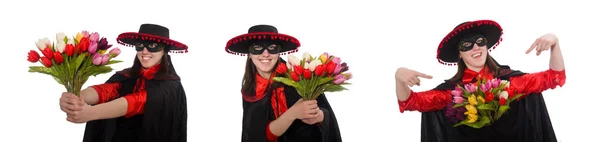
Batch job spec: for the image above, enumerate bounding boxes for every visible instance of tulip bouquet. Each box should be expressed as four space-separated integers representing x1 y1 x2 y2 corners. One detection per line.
272 52 352 100
26 31 123 96
445 78 524 128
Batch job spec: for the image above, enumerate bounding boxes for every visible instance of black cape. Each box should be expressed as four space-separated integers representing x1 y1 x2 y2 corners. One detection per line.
420 65 557 142
82 60 187 142
241 85 343 142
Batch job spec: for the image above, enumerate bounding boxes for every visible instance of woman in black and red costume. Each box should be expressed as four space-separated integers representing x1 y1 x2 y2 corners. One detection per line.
226 24 342 142
58 24 189 142
394 20 566 142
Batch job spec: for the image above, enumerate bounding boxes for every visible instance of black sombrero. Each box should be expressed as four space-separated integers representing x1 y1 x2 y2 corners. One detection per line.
116 24 189 54
436 20 503 66
225 24 300 56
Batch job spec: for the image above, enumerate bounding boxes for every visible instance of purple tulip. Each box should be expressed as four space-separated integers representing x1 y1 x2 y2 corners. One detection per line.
88 42 98 54
92 53 103 65
333 74 346 84
109 48 121 57
455 107 467 121
464 84 477 93
97 37 113 50
340 62 349 72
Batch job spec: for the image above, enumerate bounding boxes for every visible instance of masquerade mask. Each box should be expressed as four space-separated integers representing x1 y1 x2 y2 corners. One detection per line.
135 42 165 52
248 41 281 55
458 34 488 52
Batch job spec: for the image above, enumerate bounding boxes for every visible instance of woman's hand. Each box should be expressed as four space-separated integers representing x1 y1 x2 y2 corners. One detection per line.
60 93 96 123
395 67 433 87
287 99 319 120
59 92 84 115
526 33 559 56
301 109 324 125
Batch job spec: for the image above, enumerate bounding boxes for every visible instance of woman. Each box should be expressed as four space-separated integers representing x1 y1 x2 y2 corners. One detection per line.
58 24 189 142
395 20 566 142
226 24 343 142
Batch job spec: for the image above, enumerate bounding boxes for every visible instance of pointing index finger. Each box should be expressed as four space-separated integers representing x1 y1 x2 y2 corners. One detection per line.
526 39 539 54
415 71 433 79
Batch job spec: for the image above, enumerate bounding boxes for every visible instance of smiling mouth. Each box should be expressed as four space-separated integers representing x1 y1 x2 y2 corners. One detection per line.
471 52 482 58
259 59 271 63
142 56 152 61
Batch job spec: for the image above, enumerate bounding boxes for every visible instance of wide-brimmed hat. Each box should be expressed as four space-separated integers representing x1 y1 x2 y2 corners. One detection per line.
116 24 188 53
436 20 503 66
225 24 300 56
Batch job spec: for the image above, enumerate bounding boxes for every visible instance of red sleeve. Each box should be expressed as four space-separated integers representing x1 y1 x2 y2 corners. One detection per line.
91 82 121 104
398 89 452 113
266 121 278 141
123 90 147 118
509 69 566 96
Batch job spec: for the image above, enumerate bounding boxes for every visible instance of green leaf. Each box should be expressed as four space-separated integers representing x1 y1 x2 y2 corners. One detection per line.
73 53 87 71
323 84 347 92
105 60 123 65
272 77 299 88
476 104 495 110
453 103 466 108
28 66 56 76
496 105 510 119
88 66 114 77
317 77 334 86
53 76 64 85
63 36 68 44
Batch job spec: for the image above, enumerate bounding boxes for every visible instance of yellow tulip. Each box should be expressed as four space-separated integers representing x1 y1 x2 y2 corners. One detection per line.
477 95 485 104
319 53 329 63
468 94 477 105
467 113 478 123
76 32 84 42
464 105 477 115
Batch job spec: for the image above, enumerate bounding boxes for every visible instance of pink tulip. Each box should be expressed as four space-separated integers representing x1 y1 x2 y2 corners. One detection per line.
88 42 98 54
464 84 477 93
480 81 492 92
81 30 90 37
453 96 465 104
89 32 100 42
343 72 352 80
109 48 121 57
491 79 501 88
92 53 103 65
332 57 341 64
451 90 462 97
333 64 342 74
333 74 346 84
101 54 110 65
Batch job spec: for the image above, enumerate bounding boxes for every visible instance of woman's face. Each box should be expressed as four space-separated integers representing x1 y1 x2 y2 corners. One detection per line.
458 36 488 69
135 42 165 69
248 42 281 76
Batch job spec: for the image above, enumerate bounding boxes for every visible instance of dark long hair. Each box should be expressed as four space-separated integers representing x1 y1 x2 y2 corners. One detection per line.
126 51 180 80
447 53 501 84
241 57 285 95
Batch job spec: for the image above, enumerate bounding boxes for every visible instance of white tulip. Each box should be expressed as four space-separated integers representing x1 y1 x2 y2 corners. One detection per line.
36 38 50 51
67 38 75 44
286 62 292 69
501 80 510 88
302 52 312 61
498 91 508 99
56 32 67 43
287 54 301 66
307 59 322 71
55 41 66 53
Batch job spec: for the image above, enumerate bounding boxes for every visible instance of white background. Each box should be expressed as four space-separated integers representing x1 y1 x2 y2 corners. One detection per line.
0 0 597 141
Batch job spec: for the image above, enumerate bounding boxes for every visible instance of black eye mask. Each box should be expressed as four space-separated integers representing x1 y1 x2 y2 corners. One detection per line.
135 42 166 52
457 34 488 52
248 41 282 55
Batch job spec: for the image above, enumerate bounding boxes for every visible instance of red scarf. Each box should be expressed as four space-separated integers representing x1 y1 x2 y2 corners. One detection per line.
255 73 289 119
